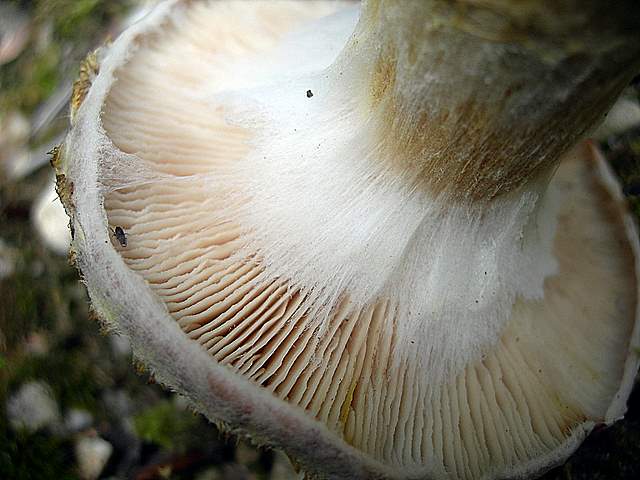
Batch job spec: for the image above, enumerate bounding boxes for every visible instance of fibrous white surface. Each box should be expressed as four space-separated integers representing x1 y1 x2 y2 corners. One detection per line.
62 1 640 479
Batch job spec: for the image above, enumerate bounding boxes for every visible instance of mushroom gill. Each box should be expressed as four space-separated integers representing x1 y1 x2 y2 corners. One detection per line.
58 1 640 479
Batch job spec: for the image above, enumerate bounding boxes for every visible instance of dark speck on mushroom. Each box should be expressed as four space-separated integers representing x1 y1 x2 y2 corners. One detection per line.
113 226 127 247
306 89 313 98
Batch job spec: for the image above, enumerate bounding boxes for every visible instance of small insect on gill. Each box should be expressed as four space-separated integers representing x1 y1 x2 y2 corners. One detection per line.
112 226 127 247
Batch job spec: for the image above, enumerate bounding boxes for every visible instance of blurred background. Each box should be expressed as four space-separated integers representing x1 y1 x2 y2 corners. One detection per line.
1 1 640 479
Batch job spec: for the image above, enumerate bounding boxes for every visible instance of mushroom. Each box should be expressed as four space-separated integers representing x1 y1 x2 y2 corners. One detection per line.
54 1 640 479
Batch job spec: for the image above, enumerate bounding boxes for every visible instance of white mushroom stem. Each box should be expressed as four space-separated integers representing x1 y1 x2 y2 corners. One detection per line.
329 0 640 199
224 0 640 380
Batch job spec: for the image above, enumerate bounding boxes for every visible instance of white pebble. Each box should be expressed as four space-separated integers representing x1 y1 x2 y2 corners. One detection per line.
7 381 60 432
75 435 113 480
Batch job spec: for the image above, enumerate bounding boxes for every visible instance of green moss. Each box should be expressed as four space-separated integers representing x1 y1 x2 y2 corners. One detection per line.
0 242 101 412
0 45 60 115
54 0 102 39
0 427 78 480
34 0 128 41
8 350 102 413
0 0 128 115
0 242 82 352
133 400 199 451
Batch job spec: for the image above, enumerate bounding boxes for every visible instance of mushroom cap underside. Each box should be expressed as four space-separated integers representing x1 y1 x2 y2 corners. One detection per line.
60 1 640 479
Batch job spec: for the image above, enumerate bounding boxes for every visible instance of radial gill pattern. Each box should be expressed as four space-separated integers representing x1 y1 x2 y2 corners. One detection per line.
99 2 637 478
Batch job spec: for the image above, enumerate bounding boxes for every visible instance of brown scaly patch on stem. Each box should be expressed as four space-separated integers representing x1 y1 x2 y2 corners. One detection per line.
381 70 634 201
356 0 640 201
67 248 77 268
369 53 396 109
70 50 100 124
48 144 62 169
49 143 75 219
53 171 74 218
50 143 80 271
